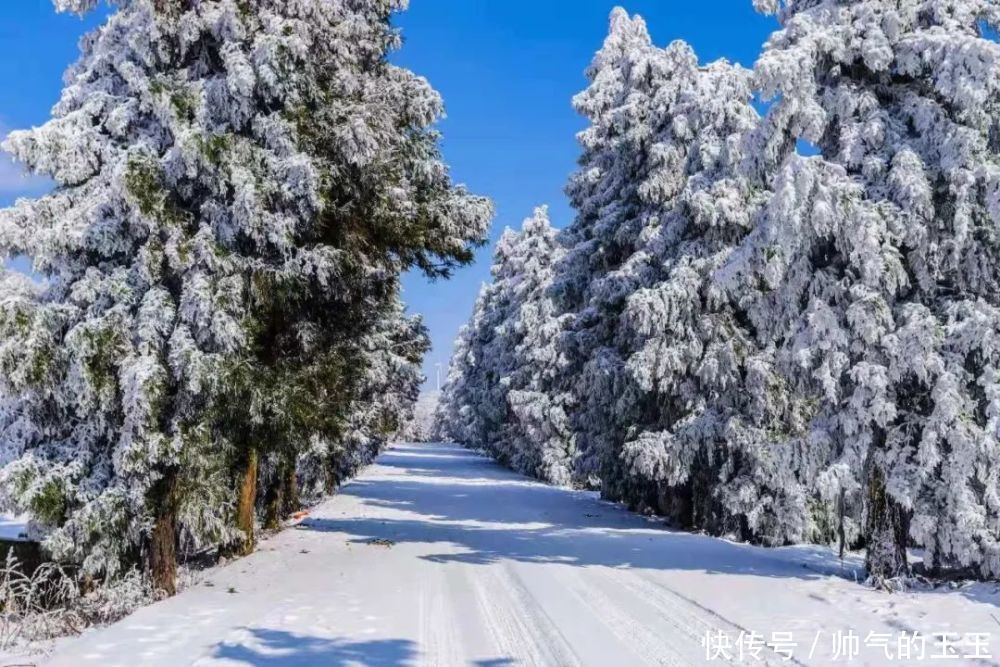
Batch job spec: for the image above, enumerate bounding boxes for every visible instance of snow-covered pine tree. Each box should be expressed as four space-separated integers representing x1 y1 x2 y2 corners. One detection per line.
434 318 476 445
0 272 43 511
326 299 430 489
502 207 575 484
476 208 574 476
612 51 815 544
259 295 427 527
435 227 522 459
397 390 440 443
437 206 572 481
435 207 571 481
553 8 675 490
470 228 524 462
0 0 490 594
747 0 1000 580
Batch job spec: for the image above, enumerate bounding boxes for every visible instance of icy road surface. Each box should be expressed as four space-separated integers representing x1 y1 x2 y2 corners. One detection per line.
45 443 1000 666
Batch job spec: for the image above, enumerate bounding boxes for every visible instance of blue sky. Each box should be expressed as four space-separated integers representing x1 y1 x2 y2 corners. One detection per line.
395 2 777 389
0 1 779 389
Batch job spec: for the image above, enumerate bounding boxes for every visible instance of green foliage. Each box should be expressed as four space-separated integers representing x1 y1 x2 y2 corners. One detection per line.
124 156 190 228
0 0 489 588
170 91 197 122
81 327 126 399
30 479 67 527
26 345 54 387
196 133 232 166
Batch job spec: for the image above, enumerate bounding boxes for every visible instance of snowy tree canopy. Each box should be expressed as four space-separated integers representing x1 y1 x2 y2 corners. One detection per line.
0 0 490 591
440 3 1000 582
436 207 572 482
397 390 440 443
741 0 1000 580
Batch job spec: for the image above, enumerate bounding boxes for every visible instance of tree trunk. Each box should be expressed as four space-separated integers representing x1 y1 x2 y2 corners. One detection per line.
325 451 343 495
864 462 909 584
265 456 301 530
282 461 299 516
233 448 258 556
148 468 179 597
263 479 282 531
837 488 847 560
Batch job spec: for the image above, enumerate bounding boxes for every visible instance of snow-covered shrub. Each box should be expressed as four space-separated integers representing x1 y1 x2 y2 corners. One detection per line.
0 555 79 650
0 553 157 651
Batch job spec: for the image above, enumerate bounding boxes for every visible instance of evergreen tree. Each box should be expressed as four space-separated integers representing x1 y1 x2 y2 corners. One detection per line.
430 3 1000 584
435 207 571 480
397 390 440 443
328 300 430 487
435 208 572 481
747 0 1000 580
0 0 490 594
553 8 677 487
434 318 477 445
435 225 527 459
502 208 574 484
470 228 524 460
613 54 815 544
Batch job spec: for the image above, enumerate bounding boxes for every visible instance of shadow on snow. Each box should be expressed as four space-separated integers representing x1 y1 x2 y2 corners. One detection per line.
206 627 517 666
299 443 865 582
347 444 1000 609
208 628 417 666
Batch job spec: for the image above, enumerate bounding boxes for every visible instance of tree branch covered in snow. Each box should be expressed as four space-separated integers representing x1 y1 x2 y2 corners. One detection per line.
438 2 1000 583
0 0 489 595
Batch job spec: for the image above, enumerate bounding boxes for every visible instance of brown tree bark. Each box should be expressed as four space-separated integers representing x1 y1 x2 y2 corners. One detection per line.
148 468 179 597
264 455 300 530
233 448 258 556
281 461 299 517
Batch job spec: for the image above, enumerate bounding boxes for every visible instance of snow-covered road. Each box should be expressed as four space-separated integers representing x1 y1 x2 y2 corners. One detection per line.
43 443 1000 666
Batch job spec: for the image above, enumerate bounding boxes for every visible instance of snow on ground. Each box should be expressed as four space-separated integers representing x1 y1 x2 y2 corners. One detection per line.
29 443 1000 666
0 514 26 541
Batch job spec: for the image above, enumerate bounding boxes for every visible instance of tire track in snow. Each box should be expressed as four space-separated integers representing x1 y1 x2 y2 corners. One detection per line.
617 570 809 667
554 566 700 666
471 564 581 666
48 443 972 667
443 563 506 663
417 570 463 666
607 570 740 661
